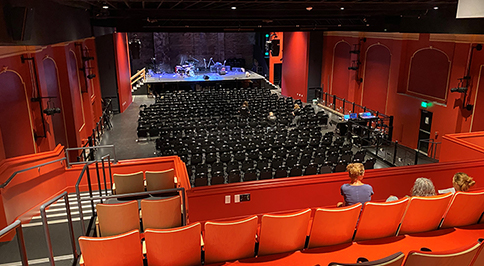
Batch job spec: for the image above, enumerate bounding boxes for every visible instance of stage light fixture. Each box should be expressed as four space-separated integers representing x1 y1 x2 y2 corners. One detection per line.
231 6 236 10
434 6 439 10
450 87 468 93
43 108 61 116
340 7 344 10
102 4 109 9
306 6 313 11
87 74 96 79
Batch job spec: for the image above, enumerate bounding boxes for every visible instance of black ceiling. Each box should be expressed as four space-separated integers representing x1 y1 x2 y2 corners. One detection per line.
53 0 484 33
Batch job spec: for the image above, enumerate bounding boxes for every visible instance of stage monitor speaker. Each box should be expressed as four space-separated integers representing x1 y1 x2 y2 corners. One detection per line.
271 39 280 56
4 6 35 41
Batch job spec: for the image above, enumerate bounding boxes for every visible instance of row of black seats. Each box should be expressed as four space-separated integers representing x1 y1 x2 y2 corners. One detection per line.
192 157 376 187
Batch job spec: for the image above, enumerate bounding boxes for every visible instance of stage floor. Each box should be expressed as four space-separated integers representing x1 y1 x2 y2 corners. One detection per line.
145 70 264 84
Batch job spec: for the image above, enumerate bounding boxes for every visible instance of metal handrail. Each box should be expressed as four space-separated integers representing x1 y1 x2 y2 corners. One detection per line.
65 145 117 168
0 157 66 189
130 68 146 85
0 220 28 266
75 155 113 235
40 192 77 266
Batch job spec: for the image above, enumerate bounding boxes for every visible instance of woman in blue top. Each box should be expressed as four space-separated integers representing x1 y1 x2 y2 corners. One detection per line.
337 163 373 207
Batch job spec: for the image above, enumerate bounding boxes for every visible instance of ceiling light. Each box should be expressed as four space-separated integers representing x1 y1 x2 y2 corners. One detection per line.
306 6 313 11
366 24 370 27
434 6 439 10
338 24 341 27
340 7 344 10
102 5 109 9
231 6 236 10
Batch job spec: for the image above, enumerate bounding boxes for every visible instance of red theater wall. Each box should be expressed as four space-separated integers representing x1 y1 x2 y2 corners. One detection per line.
114 33 133 113
281 32 309 100
0 38 103 160
320 32 484 156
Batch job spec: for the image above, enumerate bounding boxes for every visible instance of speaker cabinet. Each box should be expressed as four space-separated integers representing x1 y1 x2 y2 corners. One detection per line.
271 39 280 56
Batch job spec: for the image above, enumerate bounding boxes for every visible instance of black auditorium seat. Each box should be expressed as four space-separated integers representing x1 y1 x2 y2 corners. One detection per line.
289 165 303 177
211 171 225 185
243 168 258 182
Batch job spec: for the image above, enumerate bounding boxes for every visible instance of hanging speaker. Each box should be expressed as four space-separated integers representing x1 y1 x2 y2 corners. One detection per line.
271 39 280 56
129 40 141 60
4 6 35 41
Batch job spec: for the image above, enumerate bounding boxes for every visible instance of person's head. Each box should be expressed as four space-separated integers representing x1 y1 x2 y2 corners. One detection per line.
294 104 300 110
243 101 248 107
453 172 475 192
411 177 436 197
347 163 365 181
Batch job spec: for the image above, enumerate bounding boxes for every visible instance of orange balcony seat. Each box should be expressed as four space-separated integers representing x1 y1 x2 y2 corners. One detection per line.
79 229 143 266
354 198 409 242
145 169 176 191
308 203 362 248
112 171 145 195
144 222 202 266
328 251 405 266
441 191 484 229
402 241 483 266
258 208 311 256
96 200 140 237
399 193 453 235
141 195 182 230
204 215 258 264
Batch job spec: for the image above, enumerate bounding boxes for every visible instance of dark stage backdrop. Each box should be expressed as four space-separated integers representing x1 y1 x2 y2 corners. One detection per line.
128 32 255 74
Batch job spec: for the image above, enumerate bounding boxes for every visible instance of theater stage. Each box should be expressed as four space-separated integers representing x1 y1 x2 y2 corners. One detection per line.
145 70 266 92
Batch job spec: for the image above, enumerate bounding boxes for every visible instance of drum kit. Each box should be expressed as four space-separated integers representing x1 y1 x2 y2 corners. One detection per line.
175 56 230 77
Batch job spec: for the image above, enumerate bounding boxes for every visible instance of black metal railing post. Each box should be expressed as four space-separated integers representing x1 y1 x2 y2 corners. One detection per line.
393 141 398 165
40 192 77 266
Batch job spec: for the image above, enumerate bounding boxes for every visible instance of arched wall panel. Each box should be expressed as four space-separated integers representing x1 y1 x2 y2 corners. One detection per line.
0 71 35 158
43 58 68 147
362 45 391 114
407 48 450 102
67 50 85 136
331 42 351 100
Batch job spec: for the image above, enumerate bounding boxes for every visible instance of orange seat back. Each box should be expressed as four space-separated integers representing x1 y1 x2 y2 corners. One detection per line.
141 195 182 230
97 200 140 237
441 191 484 228
79 230 143 266
403 241 482 266
145 169 175 191
329 251 405 266
258 208 311 256
354 198 409 242
204 215 258 264
145 223 201 266
399 193 453 235
113 171 144 194
471 240 484 266
308 203 362 248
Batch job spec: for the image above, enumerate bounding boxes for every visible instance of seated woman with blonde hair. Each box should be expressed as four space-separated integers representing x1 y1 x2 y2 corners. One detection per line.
337 163 373 207
453 172 475 192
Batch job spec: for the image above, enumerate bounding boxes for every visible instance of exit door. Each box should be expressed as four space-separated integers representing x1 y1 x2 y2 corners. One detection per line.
418 110 433 154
